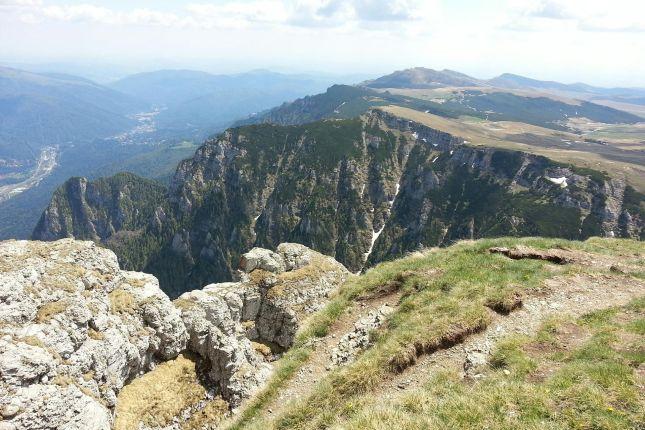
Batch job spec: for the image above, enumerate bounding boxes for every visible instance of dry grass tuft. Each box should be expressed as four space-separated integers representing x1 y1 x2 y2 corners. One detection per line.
35 300 68 323
249 269 275 287
88 329 105 340
16 335 46 348
109 289 138 315
125 277 149 288
182 398 229 430
52 375 74 387
485 291 523 315
252 342 273 357
174 297 196 311
114 353 226 430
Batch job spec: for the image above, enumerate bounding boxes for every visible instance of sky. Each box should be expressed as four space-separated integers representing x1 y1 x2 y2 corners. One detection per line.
1 0 644 86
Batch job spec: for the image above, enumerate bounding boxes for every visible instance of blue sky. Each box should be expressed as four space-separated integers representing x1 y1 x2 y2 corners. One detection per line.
1 0 644 86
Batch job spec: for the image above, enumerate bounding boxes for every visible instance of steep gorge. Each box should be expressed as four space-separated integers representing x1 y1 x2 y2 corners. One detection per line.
33 110 644 297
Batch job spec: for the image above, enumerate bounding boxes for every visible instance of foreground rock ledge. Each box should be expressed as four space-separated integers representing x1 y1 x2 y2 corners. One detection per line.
0 239 187 430
0 240 349 429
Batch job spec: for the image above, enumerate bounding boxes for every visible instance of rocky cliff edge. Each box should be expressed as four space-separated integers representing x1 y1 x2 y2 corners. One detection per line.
0 240 349 430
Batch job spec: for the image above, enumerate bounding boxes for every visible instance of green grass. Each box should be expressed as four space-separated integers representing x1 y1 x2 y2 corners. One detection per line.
227 237 643 430
331 298 645 430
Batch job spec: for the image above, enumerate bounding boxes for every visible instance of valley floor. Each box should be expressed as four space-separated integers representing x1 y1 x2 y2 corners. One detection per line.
0 146 58 204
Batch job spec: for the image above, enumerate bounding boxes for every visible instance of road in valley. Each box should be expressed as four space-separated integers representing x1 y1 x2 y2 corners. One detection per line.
0 146 59 203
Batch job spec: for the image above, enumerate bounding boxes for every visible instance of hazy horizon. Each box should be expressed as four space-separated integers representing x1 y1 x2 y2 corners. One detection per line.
2 0 645 88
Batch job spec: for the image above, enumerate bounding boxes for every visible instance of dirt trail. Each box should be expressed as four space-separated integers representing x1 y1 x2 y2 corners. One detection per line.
230 246 644 425
260 289 404 417
382 271 645 398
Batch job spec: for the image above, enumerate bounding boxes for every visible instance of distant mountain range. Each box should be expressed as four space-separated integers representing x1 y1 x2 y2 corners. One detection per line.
363 67 645 106
108 69 347 138
240 83 641 131
0 66 346 239
3 64 645 241
0 66 347 164
489 73 645 102
0 66 143 160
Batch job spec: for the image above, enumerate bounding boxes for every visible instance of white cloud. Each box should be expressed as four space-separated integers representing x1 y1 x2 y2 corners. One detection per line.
0 0 438 30
527 0 571 19
185 1 289 29
505 0 645 32
0 0 42 7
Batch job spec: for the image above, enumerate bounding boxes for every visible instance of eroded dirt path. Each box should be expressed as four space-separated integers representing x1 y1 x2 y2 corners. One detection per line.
260 288 405 418
382 271 645 398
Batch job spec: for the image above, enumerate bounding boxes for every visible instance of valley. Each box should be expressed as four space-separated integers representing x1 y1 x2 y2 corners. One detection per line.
0 66 347 239
0 145 58 203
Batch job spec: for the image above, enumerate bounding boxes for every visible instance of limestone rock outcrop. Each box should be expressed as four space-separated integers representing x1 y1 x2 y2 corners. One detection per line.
175 243 350 408
330 304 394 366
0 239 187 430
0 238 350 427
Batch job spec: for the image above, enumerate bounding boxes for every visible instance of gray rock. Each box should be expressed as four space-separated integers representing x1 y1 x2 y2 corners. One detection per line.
176 243 349 408
464 351 488 375
1 404 19 419
0 239 187 430
239 247 286 274
276 243 313 271
331 304 394 366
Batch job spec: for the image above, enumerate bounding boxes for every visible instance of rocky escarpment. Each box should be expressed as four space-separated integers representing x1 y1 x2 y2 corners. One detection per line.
32 173 168 271
0 239 349 429
34 110 644 298
0 239 187 430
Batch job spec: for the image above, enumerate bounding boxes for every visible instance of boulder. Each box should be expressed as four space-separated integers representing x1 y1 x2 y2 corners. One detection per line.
239 247 286 274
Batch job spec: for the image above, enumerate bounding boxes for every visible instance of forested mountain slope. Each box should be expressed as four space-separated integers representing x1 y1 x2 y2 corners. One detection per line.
34 110 644 297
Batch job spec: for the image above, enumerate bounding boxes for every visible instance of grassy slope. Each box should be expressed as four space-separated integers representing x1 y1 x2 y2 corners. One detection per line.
340 298 645 429
227 237 644 430
382 105 645 192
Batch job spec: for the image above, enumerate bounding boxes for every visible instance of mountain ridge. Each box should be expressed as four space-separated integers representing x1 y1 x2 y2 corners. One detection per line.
33 109 644 298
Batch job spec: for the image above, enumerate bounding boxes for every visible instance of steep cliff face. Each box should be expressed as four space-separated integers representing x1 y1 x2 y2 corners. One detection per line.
34 110 644 297
151 110 642 295
32 172 169 270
